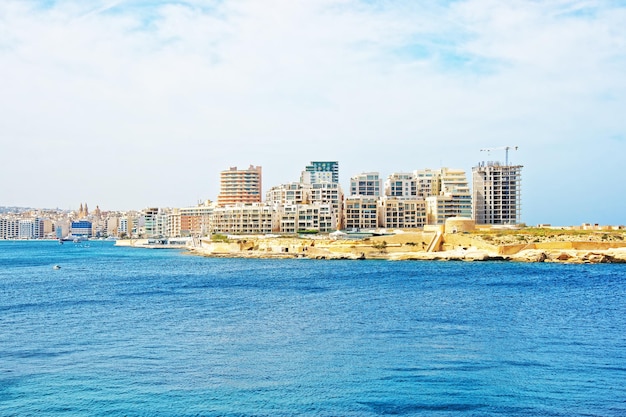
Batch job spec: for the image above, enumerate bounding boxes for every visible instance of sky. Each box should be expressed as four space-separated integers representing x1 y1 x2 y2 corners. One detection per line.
1 0 625 226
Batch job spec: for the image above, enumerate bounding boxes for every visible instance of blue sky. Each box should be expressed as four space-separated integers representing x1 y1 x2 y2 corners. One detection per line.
1 0 625 226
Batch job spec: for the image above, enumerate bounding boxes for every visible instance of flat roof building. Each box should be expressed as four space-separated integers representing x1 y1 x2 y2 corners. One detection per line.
217 165 263 207
472 162 523 225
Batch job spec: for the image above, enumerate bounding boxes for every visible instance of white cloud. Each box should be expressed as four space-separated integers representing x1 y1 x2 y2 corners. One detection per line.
1 0 625 224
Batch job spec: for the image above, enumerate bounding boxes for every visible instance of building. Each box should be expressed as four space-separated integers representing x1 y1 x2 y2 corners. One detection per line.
266 182 312 205
379 198 426 229
385 173 417 199
350 172 383 197
70 220 93 238
413 169 438 199
472 162 523 225
277 203 337 233
310 182 344 230
143 208 169 238
300 161 339 184
217 165 263 207
0 218 19 239
425 168 472 224
173 202 214 237
344 196 379 231
211 204 274 235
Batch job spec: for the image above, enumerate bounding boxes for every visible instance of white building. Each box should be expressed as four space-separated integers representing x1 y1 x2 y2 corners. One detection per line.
425 168 472 224
300 161 339 184
472 162 523 225
0 218 20 239
385 173 417 199
277 203 336 234
350 172 383 197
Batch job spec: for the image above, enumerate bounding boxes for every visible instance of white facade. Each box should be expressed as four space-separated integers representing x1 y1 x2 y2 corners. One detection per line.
350 172 383 197
1 218 20 239
300 161 339 184
310 182 344 230
143 208 169 238
472 162 523 224
277 203 336 233
385 173 417 199
18 218 44 239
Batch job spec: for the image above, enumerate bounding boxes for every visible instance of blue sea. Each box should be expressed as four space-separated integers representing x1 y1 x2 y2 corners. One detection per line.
1 240 625 416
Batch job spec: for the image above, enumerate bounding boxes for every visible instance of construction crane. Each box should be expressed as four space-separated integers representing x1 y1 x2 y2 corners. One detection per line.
480 146 519 166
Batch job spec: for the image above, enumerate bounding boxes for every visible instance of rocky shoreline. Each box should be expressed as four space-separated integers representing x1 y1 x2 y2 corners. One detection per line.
187 246 626 263
185 231 626 264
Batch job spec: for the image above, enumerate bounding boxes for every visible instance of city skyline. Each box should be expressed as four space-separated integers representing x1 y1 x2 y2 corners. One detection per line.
1 1 625 226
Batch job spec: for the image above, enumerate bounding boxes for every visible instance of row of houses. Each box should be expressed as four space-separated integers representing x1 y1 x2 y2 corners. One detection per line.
1 161 522 239
133 167 476 237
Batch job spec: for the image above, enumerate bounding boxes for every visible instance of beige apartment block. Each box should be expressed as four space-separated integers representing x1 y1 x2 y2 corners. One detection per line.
266 182 312 205
344 196 379 231
210 204 274 235
379 198 426 229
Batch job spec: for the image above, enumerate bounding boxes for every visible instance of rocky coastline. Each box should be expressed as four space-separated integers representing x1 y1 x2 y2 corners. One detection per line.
184 229 626 264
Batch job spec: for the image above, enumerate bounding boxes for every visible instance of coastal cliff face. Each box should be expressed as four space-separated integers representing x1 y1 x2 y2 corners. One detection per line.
186 229 626 263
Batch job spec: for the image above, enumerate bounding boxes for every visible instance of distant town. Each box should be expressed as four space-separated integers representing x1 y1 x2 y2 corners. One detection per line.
0 157 598 241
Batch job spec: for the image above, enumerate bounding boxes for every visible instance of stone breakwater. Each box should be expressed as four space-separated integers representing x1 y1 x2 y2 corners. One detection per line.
186 232 626 264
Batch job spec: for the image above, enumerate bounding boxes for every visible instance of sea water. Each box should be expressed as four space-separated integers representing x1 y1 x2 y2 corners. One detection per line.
0 240 625 416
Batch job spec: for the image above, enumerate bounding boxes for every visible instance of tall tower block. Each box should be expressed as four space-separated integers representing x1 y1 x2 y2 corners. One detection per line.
472 161 523 225
217 165 263 207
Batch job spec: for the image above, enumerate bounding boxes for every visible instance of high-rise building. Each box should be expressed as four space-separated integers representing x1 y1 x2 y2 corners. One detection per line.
472 162 523 225
217 165 263 207
300 161 339 184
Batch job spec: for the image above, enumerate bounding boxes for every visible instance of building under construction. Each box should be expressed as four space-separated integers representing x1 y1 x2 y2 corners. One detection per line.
472 155 523 225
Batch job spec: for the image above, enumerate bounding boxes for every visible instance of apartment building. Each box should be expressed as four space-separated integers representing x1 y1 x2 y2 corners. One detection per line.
344 196 379 231
414 169 438 198
350 172 383 197
174 202 214 237
1 218 20 239
266 182 312 205
385 173 417 199
472 162 523 225
425 168 472 224
310 182 344 230
211 204 274 235
217 165 262 207
278 203 336 233
300 161 339 184
379 198 426 229
143 208 169 238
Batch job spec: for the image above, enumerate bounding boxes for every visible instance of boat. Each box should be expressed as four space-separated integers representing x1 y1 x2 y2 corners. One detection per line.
61 235 89 242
